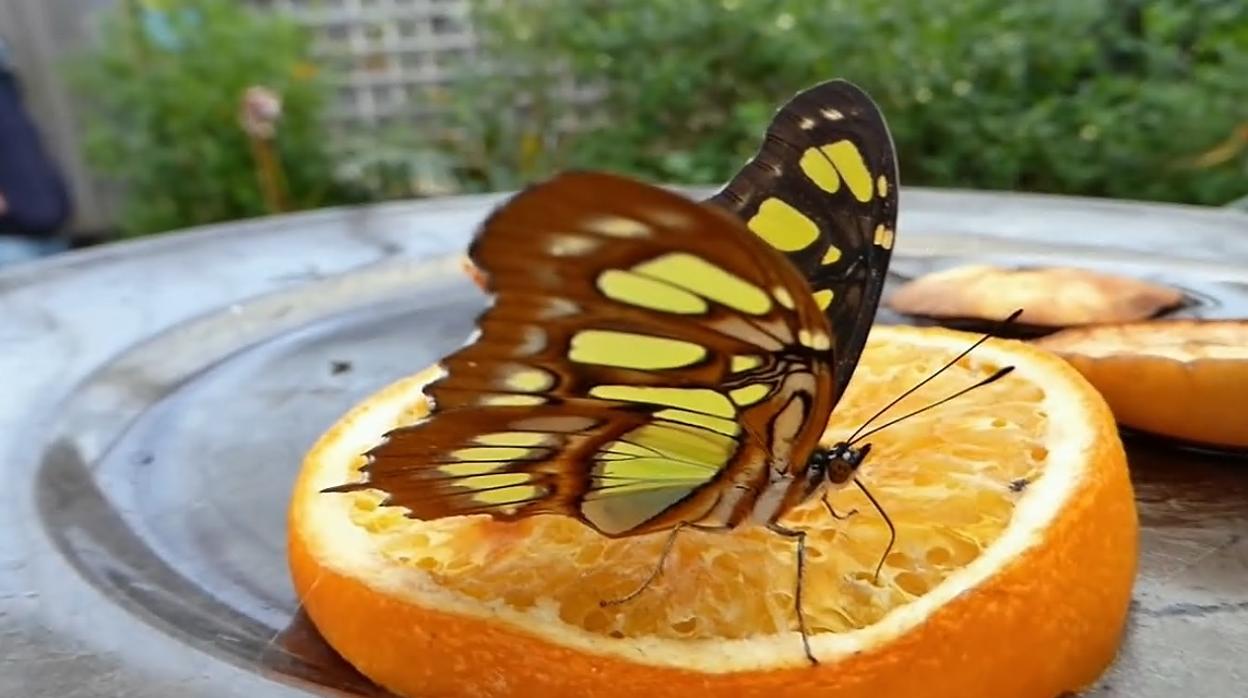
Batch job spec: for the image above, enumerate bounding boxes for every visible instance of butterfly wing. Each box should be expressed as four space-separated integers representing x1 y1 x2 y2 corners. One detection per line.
329 172 838 537
707 79 898 398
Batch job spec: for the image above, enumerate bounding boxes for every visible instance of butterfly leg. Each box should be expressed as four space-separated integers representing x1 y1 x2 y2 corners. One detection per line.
599 522 729 608
766 522 816 665
820 493 858 521
853 478 896 583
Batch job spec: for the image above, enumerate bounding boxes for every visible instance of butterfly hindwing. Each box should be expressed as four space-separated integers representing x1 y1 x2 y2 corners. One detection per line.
330 172 838 537
707 79 898 398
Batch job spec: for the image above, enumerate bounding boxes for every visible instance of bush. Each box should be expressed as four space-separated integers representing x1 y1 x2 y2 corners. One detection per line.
68 0 359 236
429 0 1248 205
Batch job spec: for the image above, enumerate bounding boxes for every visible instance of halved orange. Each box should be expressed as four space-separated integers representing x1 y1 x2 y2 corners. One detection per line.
1036 319 1248 449
888 264 1183 328
288 325 1137 698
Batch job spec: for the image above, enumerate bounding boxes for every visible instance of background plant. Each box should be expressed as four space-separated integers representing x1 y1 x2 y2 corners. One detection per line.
427 0 1248 205
68 0 360 236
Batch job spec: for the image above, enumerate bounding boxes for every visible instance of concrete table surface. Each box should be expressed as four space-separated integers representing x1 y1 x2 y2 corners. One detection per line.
2 188 1247 697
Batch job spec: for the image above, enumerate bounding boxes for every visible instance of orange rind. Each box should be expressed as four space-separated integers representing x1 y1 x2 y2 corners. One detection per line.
1036 320 1248 449
289 326 1137 698
888 264 1183 328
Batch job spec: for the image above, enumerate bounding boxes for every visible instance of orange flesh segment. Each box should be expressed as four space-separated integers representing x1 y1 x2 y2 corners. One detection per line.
346 336 1045 639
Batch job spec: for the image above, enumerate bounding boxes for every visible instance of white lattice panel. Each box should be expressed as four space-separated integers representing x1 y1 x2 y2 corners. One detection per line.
255 0 477 130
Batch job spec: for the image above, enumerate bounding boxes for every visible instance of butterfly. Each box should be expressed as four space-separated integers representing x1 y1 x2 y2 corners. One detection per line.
327 80 898 664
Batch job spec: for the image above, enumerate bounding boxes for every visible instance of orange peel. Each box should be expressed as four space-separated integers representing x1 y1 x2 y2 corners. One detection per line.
1036 319 1248 449
289 326 1136 698
888 264 1183 327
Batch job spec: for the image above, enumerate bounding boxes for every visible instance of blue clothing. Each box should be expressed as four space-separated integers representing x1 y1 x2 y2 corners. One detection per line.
0 54 73 240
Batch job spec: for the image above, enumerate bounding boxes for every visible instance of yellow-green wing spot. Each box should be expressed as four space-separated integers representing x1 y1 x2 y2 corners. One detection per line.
827 141 874 202
821 246 842 265
449 446 539 462
877 174 889 198
581 485 695 536
746 198 820 252
589 384 736 417
731 355 764 373
874 224 896 250
772 286 796 310
813 289 834 310
460 473 541 505
503 367 554 392
440 447 541 480
654 408 740 437
632 253 772 315
799 148 841 194
473 431 550 447
569 330 707 370
729 383 771 406
596 269 708 315
798 328 832 351
438 461 504 477
602 422 734 479
798 141 875 203
582 421 735 534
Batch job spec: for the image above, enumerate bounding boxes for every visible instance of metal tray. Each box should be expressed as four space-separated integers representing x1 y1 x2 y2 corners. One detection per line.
2 188 1247 697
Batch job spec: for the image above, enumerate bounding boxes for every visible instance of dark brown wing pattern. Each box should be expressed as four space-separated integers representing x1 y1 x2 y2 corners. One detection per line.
707 79 898 397
328 172 838 537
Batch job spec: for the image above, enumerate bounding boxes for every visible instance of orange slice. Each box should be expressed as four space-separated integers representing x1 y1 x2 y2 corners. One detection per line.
1036 320 1248 449
888 264 1183 327
288 325 1137 698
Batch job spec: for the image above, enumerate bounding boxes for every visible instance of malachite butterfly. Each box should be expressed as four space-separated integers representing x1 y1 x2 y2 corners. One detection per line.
328 80 899 663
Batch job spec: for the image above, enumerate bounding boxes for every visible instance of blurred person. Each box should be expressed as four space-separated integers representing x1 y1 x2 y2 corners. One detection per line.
0 36 71 268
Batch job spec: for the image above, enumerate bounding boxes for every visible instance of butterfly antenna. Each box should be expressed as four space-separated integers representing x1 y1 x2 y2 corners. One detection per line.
843 309 1022 444
848 365 1015 446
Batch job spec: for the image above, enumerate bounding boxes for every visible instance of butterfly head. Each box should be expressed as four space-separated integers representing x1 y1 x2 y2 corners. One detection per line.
806 441 871 497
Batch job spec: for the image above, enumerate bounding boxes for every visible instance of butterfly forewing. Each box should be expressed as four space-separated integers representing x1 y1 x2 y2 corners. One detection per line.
707 79 898 398
330 172 838 537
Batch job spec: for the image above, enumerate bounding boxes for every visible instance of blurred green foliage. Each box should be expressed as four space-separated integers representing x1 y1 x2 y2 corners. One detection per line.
68 0 358 236
427 0 1248 204
62 0 1248 233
